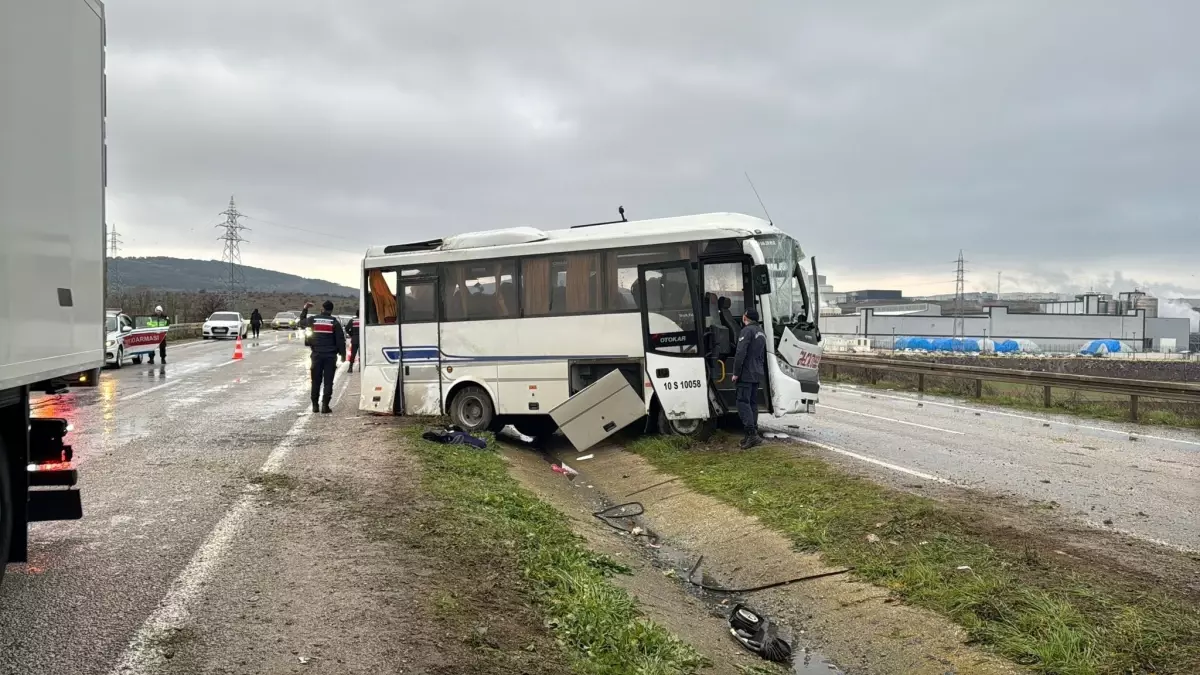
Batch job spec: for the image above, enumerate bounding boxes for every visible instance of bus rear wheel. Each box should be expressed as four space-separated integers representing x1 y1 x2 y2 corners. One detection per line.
450 385 495 434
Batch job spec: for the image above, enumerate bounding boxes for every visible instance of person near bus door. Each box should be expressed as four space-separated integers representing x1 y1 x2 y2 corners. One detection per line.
249 308 263 339
731 308 767 448
345 310 360 373
299 300 346 414
146 305 170 364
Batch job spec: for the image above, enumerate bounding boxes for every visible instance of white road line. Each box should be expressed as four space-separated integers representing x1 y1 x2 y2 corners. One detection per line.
797 439 953 484
117 359 239 402
827 387 1200 448
110 375 352 675
821 404 965 435
261 345 279 352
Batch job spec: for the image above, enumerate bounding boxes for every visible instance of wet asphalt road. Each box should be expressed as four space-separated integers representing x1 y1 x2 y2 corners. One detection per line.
0 333 323 675
773 383 1200 551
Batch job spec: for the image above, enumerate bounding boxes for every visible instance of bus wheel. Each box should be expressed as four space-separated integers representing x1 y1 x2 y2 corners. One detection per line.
656 407 716 441
0 435 12 586
450 385 495 434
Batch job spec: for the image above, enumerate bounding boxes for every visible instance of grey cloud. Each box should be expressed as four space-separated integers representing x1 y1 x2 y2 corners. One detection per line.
104 1 1200 288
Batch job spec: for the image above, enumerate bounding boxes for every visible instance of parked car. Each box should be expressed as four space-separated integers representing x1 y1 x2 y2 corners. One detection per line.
203 311 248 339
272 311 299 330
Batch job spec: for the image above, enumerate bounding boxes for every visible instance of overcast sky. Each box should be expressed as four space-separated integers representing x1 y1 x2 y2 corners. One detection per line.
106 0 1198 298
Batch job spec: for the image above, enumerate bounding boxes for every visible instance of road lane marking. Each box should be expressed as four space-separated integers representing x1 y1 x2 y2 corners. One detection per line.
827 387 1200 448
110 374 352 675
821 404 965 435
795 438 953 484
117 360 240 402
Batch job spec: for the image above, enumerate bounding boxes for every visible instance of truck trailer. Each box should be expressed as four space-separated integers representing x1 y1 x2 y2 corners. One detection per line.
0 0 106 586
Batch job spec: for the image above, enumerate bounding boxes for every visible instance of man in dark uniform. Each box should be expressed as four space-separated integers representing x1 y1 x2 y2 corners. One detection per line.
731 308 767 448
345 310 361 373
298 300 346 414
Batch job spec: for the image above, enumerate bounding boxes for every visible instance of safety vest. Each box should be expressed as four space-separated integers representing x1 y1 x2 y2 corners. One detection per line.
146 316 169 328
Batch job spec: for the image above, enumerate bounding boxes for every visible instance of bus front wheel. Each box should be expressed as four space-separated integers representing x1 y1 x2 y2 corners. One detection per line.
656 406 716 441
450 385 495 434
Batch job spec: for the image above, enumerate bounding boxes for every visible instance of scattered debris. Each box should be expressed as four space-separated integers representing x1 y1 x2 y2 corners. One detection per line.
1103 519 1114 526
1136 511 1149 518
956 566 972 571
727 604 792 664
576 453 595 461
1040 479 1051 484
551 463 579 480
624 476 680 497
422 427 487 449
1042 422 1051 428
685 555 852 594
1129 435 1138 442
866 533 881 543
297 656 311 665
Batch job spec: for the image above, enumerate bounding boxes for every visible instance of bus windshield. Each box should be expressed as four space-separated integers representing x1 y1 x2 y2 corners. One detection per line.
757 234 811 328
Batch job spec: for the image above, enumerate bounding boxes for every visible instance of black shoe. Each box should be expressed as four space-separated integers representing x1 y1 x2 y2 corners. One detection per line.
161 358 167 364
321 405 333 414
312 402 320 413
347 365 353 373
739 435 752 449
746 435 763 448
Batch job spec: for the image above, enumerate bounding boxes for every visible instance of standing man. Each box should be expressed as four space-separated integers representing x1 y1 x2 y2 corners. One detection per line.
298 300 346 414
345 310 360 373
731 308 767 448
249 308 263 340
146 305 170 365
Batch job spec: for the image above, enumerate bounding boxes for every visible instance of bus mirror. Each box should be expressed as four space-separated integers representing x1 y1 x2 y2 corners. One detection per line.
751 264 772 295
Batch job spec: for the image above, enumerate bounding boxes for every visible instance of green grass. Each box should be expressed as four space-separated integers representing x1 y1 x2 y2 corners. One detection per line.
403 428 709 675
630 436 1200 675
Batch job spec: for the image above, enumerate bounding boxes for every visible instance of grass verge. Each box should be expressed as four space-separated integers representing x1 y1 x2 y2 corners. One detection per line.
630 435 1200 675
402 427 709 675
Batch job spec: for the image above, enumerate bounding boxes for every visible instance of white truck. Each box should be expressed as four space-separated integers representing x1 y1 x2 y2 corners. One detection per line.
0 0 106 585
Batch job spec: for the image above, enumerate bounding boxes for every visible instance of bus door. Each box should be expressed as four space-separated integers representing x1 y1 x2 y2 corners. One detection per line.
637 262 710 422
396 276 443 416
697 258 762 413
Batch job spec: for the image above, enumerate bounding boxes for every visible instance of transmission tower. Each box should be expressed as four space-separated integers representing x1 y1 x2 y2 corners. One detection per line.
953 250 967 345
216 196 250 300
106 222 123 297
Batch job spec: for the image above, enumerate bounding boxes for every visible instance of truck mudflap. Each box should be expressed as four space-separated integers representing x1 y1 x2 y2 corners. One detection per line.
27 417 82 522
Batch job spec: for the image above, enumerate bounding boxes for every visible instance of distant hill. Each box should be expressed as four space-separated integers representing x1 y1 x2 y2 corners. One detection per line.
113 256 356 296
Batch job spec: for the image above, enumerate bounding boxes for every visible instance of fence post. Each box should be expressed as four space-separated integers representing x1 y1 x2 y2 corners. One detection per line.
1129 395 1139 422
1043 386 1052 408
917 373 925 392
830 364 838 381
974 379 983 398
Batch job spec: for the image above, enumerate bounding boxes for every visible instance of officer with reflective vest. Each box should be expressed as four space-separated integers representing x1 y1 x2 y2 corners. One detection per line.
146 305 170 364
345 310 360 373
298 300 346 414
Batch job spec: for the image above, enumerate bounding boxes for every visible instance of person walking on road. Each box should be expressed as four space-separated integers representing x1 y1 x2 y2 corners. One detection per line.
345 310 360 373
249 308 263 339
299 300 346 414
146 305 170 365
731 307 767 448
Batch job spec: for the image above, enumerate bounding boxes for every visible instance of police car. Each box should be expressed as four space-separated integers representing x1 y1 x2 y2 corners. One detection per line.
105 310 167 368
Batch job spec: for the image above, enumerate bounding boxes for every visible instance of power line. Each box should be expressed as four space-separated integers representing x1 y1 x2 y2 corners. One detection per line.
216 196 250 299
107 222 123 295
241 214 366 254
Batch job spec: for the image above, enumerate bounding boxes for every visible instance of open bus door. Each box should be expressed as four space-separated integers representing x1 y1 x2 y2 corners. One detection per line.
362 271 442 416
637 262 713 433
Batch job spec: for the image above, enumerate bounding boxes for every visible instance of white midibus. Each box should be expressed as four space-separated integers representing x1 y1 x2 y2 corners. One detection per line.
358 212 822 439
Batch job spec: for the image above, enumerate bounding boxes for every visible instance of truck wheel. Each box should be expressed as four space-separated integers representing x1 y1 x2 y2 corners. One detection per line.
449 385 495 434
0 436 12 586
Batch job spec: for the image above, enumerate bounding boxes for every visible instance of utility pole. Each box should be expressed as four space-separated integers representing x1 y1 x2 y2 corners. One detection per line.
996 271 1001 300
216 196 250 304
953 250 967 346
106 222 122 298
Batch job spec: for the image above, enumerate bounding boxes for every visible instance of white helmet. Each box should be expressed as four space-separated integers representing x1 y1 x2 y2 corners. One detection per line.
154 305 163 313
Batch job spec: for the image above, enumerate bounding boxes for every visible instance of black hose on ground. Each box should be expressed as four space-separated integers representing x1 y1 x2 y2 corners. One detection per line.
687 555 853 593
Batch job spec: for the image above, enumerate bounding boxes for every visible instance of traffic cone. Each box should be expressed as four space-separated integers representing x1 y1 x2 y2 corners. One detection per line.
232 336 244 360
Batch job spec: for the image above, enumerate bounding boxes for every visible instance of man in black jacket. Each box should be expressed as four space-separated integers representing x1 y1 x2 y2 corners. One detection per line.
345 310 360 373
299 300 347 414
731 308 767 448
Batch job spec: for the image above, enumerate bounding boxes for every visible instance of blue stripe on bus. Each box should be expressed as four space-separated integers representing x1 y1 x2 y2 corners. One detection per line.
381 346 625 364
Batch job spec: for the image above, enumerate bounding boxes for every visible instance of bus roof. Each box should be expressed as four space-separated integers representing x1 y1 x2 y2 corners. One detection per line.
364 212 783 266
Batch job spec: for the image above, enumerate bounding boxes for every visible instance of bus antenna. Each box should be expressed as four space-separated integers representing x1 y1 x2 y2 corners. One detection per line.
618 205 626 222
744 172 772 226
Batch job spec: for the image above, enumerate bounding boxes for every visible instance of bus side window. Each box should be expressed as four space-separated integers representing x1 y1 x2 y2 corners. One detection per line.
366 269 398 325
604 244 693 311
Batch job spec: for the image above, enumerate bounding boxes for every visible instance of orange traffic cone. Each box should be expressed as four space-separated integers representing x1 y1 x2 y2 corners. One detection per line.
232 336 244 360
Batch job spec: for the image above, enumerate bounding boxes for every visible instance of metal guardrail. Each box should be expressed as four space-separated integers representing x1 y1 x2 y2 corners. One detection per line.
822 354 1200 421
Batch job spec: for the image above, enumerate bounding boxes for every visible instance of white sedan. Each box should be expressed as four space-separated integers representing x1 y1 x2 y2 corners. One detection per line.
202 311 248 340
